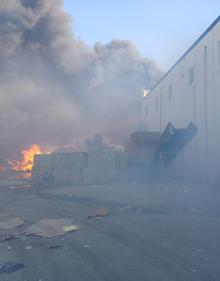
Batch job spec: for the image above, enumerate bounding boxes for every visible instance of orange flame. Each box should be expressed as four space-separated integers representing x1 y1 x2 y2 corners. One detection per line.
8 144 45 172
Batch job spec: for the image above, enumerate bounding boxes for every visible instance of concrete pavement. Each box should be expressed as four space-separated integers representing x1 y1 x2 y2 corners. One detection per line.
0 182 220 280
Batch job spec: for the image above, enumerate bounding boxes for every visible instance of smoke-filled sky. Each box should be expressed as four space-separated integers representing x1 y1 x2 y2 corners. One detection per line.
64 0 220 71
0 0 162 158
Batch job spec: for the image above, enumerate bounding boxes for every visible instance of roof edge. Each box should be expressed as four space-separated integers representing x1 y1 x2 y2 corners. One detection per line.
144 15 220 99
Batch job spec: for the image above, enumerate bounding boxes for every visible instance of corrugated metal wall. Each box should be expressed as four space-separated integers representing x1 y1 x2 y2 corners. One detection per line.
142 19 220 183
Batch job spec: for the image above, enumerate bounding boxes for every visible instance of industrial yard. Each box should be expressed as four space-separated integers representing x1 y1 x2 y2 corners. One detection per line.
0 1 220 280
0 180 220 281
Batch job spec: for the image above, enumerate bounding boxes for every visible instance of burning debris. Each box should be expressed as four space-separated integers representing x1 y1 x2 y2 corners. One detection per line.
7 144 45 172
0 0 162 162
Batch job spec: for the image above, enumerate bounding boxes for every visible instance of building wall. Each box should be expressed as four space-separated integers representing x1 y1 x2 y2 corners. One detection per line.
142 19 220 183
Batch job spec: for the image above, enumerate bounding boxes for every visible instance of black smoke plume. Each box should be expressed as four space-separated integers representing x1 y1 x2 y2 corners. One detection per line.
0 0 162 158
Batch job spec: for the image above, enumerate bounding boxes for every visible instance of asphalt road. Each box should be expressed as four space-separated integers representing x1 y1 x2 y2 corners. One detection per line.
1 182 220 281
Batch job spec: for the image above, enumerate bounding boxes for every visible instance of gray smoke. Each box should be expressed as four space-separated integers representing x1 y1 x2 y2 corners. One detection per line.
0 0 162 158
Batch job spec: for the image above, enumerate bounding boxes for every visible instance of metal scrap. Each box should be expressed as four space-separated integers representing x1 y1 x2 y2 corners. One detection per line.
26 219 78 238
87 208 109 223
0 262 25 274
49 245 63 250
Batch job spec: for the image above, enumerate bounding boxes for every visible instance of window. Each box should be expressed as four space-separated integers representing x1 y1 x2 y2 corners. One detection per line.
188 66 195 85
168 84 173 100
155 97 159 110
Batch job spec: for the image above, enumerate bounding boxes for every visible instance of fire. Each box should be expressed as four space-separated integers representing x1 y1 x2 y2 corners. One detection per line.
8 144 45 172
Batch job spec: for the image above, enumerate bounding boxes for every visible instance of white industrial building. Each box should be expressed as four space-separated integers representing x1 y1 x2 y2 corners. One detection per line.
142 16 220 183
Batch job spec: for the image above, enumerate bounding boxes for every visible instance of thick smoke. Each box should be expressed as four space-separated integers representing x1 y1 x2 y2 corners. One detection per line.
0 0 162 158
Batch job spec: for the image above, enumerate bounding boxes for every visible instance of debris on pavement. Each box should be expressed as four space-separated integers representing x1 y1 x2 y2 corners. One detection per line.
1 232 27 242
0 217 24 230
62 225 78 233
26 219 78 238
88 208 109 222
84 244 92 248
49 245 63 250
0 262 25 274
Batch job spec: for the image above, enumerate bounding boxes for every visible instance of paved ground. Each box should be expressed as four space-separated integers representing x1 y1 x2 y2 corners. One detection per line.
0 181 220 281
